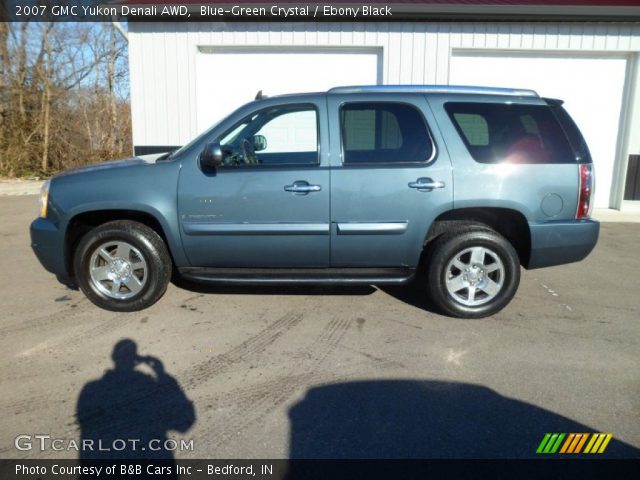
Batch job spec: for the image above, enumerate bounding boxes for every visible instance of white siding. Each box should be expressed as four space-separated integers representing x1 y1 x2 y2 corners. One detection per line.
128 22 640 208
129 21 640 147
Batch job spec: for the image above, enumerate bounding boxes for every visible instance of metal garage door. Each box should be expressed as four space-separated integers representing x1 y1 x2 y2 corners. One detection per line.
450 53 628 209
195 47 381 133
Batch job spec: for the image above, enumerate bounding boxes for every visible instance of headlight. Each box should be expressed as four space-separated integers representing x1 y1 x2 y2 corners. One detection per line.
38 179 50 218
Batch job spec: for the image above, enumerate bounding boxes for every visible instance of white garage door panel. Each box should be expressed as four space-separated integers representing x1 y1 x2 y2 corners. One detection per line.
450 54 627 208
196 50 380 134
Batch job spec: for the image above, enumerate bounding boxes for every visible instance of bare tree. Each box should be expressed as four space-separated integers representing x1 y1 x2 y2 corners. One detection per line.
0 20 131 177
0 14 8 171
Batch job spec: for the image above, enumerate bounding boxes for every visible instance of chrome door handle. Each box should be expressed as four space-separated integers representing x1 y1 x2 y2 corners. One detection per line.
408 177 445 191
284 182 322 194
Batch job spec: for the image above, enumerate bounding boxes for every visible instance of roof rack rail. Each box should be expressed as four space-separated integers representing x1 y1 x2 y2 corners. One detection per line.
327 85 539 97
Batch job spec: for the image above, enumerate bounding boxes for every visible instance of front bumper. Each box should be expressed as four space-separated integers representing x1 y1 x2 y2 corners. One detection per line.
527 219 599 269
30 217 67 276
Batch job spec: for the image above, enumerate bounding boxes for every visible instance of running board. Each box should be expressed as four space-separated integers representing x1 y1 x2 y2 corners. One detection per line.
178 267 415 286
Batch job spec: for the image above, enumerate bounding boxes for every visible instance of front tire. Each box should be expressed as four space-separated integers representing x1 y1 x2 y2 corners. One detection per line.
74 221 172 312
425 228 520 318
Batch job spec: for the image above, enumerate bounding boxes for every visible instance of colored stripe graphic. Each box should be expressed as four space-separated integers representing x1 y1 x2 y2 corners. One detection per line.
560 433 589 453
574 433 589 453
598 434 613 453
584 433 613 454
536 433 552 453
536 433 565 453
559 434 575 453
539 433 613 454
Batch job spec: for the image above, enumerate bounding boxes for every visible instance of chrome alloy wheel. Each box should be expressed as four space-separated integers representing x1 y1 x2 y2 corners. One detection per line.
88 241 148 300
444 246 505 307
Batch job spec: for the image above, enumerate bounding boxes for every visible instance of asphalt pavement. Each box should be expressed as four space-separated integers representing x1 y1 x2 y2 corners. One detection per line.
1 194 638 459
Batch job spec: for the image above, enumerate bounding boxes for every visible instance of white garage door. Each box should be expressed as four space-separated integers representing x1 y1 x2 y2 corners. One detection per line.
450 53 627 208
195 48 380 134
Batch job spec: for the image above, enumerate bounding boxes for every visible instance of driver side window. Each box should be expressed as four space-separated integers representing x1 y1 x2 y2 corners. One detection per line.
218 105 319 166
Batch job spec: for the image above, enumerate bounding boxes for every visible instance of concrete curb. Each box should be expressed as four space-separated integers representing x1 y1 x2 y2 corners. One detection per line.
0 180 43 196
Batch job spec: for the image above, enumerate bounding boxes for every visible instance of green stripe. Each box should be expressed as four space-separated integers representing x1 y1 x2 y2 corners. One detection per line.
550 433 566 453
543 434 559 453
537 433 552 454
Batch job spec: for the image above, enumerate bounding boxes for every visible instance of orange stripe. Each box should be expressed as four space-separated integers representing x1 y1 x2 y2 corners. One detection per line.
590 434 606 453
597 434 613 454
560 434 575 454
574 434 589 453
567 434 582 453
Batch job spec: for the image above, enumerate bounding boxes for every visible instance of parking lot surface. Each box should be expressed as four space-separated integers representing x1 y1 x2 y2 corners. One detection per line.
1 194 638 459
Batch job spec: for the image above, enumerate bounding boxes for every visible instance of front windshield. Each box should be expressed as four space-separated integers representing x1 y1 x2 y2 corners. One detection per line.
164 116 226 159
166 101 259 159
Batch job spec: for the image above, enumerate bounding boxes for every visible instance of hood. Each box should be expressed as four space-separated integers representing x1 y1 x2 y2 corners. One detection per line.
53 155 161 179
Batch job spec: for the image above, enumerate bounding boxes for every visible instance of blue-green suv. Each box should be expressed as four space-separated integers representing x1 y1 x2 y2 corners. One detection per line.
30 86 599 318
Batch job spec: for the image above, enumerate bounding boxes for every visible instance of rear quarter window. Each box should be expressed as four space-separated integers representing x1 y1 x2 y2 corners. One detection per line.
445 102 576 164
547 100 592 164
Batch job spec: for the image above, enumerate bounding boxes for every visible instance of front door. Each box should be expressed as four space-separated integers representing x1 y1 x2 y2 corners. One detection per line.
177 99 330 267
327 93 453 268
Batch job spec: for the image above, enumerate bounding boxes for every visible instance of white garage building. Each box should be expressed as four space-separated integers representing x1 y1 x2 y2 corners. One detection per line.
126 5 640 210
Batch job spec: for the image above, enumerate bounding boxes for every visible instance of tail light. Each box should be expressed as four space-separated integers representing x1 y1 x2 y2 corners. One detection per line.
576 164 594 219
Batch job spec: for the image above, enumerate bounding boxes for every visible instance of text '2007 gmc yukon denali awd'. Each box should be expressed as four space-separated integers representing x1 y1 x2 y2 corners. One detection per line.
31 85 599 318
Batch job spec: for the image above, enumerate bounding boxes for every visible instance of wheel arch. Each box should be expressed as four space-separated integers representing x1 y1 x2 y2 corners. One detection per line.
64 208 181 280
424 207 532 267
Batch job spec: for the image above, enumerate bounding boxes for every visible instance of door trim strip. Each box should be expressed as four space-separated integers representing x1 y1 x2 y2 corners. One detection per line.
182 222 330 236
336 222 409 235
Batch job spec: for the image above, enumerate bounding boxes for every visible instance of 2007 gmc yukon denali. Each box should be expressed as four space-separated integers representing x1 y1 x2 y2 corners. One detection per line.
30 85 599 318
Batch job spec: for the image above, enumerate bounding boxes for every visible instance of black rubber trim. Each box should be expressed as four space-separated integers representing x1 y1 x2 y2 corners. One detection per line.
178 267 415 285
134 145 181 156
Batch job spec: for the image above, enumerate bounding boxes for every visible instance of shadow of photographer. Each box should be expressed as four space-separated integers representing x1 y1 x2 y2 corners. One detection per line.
76 339 195 475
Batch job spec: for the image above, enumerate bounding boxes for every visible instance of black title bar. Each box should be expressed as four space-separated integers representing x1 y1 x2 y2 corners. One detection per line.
2 459 640 480
5 1 640 22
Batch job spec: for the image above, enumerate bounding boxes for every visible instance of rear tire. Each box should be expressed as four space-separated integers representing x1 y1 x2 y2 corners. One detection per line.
73 221 171 312
425 228 520 318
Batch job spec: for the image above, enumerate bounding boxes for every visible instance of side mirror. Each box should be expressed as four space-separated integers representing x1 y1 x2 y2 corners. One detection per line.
198 142 223 171
253 135 267 152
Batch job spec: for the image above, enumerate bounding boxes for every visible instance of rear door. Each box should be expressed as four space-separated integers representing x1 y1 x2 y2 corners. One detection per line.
327 93 453 268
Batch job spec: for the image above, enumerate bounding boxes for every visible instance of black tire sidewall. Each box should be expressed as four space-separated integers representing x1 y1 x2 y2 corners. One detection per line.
74 222 170 312
426 230 521 319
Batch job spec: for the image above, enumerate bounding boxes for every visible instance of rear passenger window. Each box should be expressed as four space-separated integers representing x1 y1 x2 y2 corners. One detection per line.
445 102 576 164
341 103 433 164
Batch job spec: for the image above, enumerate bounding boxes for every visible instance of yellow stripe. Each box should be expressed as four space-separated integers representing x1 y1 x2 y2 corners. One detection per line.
560 434 575 454
590 434 606 453
567 434 581 453
574 434 589 453
584 434 598 453
597 434 613 454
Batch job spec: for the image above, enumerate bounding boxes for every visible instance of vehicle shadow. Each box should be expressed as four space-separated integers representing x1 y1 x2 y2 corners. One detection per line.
378 271 442 315
172 275 447 316
76 339 195 477
286 379 639 461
